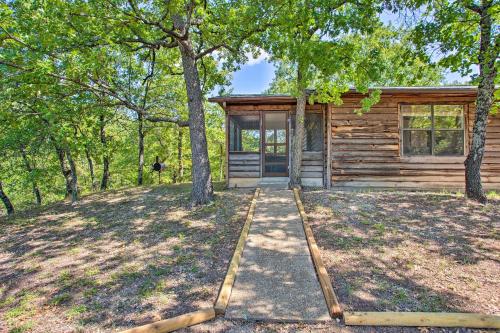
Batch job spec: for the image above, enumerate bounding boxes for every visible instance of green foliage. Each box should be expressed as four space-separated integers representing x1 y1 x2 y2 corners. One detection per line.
266 26 444 97
0 0 236 213
258 0 442 114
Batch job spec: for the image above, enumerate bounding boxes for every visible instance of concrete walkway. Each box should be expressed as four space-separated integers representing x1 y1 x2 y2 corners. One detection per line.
225 188 330 322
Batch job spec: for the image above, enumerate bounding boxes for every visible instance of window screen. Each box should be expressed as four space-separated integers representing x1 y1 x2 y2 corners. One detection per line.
304 113 323 151
290 113 324 152
229 115 260 152
401 105 464 156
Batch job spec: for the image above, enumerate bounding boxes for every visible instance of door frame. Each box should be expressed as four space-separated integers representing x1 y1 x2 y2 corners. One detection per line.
261 111 289 177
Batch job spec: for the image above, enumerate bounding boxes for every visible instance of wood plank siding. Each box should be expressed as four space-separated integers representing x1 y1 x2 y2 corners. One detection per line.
330 93 500 189
301 151 324 187
210 87 499 190
228 152 261 178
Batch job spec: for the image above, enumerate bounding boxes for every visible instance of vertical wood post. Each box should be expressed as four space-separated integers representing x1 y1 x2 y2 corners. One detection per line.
225 110 229 188
326 104 332 189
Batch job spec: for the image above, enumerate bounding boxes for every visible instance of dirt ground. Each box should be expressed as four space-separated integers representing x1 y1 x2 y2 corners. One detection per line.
0 184 254 333
301 189 500 315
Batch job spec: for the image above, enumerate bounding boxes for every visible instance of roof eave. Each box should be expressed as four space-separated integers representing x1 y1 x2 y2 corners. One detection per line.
209 86 480 105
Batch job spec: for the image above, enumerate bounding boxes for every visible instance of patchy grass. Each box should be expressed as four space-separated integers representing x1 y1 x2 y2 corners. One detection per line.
0 183 253 333
302 189 500 314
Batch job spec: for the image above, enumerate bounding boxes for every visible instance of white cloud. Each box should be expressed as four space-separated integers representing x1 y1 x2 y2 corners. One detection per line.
245 49 269 66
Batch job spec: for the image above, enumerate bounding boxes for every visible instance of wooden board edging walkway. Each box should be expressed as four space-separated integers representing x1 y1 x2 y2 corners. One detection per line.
214 187 261 314
293 188 342 318
344 312 500 329
120 308 215 333
119 188 260 333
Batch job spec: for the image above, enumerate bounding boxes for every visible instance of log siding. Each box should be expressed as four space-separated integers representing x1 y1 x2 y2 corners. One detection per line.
330 93 500 189
211 87 499 190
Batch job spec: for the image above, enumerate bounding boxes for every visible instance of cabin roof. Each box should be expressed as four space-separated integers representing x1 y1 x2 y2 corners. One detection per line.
208 86 479 105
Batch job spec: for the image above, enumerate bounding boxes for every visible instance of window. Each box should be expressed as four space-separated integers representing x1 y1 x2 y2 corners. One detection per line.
401 104 464 156
229 115 260 152
290 113 324 152
304 113 323 151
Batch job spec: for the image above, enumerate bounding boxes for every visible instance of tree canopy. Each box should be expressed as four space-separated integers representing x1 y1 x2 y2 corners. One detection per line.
0 0 496 214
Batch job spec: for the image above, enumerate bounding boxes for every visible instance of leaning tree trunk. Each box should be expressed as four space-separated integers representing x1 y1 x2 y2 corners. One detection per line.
137 112 145 186
55 146 73 199
179 41 213 205
0 181 15 216
464 6 497 203
85 147 96 191
20 147 42 205
65 147 79 203
100 115 110 190
289 68 307 188
176 127 184 183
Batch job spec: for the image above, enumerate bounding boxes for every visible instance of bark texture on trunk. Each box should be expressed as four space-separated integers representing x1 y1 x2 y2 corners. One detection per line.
289 69 307 188
65 147 79 203
100 115 110 190
137 112 145 186
55 146 73 199
85 147 96 191
20 147 42 205
175 127 184 183
464 3 498 203
0 181 15 216
219 143 224 181
179 41 213 205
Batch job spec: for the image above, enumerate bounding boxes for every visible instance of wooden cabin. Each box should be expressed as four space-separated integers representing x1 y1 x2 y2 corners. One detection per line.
209 86 500 189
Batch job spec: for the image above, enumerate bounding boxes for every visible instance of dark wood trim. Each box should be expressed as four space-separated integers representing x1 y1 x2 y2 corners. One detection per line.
209 87 479 105
225 112 229 187
260 111 263 178
326 104 332 189
228 151 260 154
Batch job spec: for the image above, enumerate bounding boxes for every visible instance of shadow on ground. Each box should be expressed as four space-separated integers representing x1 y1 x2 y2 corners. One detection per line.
302 189 499 315
0 183 253 333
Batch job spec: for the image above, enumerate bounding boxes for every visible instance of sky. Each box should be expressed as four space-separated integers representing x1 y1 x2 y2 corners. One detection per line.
223 10 477 95
226 57 475 95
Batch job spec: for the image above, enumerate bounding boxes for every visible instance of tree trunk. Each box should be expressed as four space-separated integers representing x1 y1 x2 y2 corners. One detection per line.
100 115 110 190
177 127 184 183
65 147 79 203
179 41 213 205
289 68 307 188
0 181 14 216
20 147 42 205
137 112 145 186
85 147 96 191
464 5 497 203
55 146 73 199
219 143 224 181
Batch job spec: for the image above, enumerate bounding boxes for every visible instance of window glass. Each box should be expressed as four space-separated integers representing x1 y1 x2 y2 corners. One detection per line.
229 115 260 152
266 129 275 143
276 129 286 143
401 105 464 156
401 105 432 129
276 145 286 154
434 131 464 156
403 130 432 155
434 105 463 129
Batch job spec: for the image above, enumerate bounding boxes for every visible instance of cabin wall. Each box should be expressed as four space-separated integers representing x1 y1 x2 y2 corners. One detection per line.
225 104 326 187
329 94 500 189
